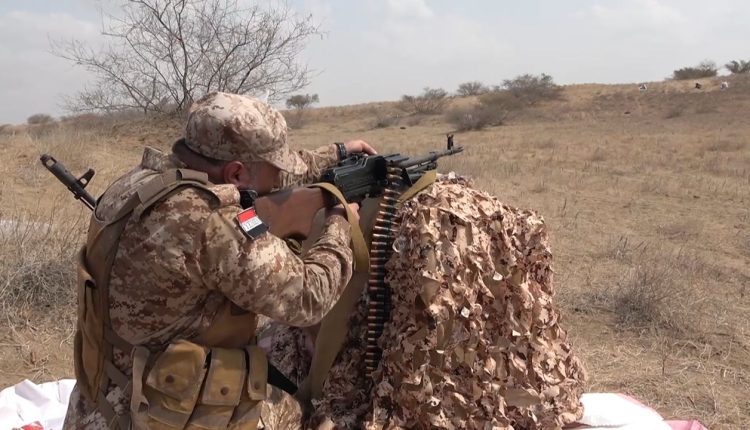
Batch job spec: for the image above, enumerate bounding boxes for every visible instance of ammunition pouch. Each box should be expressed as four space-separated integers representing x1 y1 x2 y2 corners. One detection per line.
131 340 267 430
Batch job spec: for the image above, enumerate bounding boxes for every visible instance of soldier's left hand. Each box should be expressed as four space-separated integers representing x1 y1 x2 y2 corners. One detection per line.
344 139 377 156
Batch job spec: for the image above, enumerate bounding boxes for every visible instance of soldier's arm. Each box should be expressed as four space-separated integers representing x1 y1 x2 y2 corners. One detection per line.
279 144 339 188
199 205 354 327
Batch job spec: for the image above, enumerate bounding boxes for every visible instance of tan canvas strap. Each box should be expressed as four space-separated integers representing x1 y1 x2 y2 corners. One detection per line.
397 169 437 204
130 346 151 418
98 390 131 430
105 328 134 355
104 360 131 394
294 182 369 406
305 182 369 271
296 172 437 406
133 169 212 220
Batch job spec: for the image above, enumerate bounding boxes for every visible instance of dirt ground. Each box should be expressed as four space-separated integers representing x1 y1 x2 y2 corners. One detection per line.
1 76 748 428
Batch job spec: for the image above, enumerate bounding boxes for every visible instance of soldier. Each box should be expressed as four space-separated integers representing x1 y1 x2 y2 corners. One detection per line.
63 91 376 429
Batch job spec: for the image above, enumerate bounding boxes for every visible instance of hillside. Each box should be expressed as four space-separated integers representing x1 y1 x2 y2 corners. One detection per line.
1 76 749 428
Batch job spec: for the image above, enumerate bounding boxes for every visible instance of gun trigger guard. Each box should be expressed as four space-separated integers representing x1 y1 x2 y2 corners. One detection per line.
239 190 258 209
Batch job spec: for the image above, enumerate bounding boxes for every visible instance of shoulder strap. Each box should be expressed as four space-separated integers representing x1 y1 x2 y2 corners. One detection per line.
132 168 213 220
305 182 369 271
294 182 369 406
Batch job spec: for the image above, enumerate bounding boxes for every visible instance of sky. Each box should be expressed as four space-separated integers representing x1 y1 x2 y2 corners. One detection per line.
1 0 749 124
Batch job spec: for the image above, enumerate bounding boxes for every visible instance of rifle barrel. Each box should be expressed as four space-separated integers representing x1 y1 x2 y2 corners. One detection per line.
40 154 97 211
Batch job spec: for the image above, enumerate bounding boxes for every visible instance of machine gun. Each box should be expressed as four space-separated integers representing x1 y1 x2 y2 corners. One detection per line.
235 134 463 241
41 134 464 241
317 134 463 203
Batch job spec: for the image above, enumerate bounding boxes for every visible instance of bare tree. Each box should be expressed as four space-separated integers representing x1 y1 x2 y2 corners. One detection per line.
52 0 321 114
456 81 489 97
725 60 750 74
284 93 318 128
285 93 319 110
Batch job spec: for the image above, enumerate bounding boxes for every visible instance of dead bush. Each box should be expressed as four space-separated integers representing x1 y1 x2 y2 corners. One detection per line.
502 73 563 106
704 140 745 152
60 112 128 132
740 234 750 257
445 103 505 131
282 110 306 129
404 114 427 126
664 104 685 119
605 246 709 337
445 89 524 131
456 81 489 96
0 202 85 326
601 235 647 263
398 87 449 114
370 111 401 129
26 114 55 125
478 90 524 110
672 60 718 80
0 124 24 135
725 59 750 74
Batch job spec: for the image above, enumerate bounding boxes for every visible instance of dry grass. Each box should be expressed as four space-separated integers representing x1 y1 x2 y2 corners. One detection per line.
0 204 82 313
603 244 711 336
1 77 750 427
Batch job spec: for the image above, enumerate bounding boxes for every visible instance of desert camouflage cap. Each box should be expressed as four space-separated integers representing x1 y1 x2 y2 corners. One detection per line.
185 91 306 175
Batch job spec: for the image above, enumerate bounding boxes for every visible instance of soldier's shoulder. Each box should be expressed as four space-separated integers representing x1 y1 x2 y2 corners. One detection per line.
160 183 240 212
205 183 241 209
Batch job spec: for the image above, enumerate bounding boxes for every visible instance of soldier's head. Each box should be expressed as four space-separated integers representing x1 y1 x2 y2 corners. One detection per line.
174 91 305 194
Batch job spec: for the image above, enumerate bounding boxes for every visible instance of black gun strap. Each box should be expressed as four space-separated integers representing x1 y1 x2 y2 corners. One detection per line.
267 361 298 395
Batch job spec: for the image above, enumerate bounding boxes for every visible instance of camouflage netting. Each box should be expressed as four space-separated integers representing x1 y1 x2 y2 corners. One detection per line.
268 174 587 429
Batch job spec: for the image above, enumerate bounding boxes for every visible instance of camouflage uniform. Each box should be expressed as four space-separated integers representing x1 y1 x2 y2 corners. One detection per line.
63 92 353 429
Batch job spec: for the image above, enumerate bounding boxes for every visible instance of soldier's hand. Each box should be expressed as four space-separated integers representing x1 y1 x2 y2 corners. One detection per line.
346 202 361 223
326 202 360 223
344 139 377 156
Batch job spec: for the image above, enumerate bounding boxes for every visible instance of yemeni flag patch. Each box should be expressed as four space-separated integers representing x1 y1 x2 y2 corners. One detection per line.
236 207 268 240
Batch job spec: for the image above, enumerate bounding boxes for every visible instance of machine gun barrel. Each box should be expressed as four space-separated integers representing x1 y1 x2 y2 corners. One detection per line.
394 146 464 168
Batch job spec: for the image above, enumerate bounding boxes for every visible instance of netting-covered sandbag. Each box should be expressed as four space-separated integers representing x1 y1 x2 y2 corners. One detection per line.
273 174 587 429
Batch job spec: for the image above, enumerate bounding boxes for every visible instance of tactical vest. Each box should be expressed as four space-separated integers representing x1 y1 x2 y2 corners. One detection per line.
75 168 268 430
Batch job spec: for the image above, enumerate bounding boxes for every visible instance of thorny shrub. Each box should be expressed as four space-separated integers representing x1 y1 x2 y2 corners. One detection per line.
369 108 401 129
456 81 489 96
725 59 750 74
445 90 522 131
0 202 86 327
501 73 563 106
27 114 55 125
398 87 449 114
601 242 713 338
672 60 718 80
